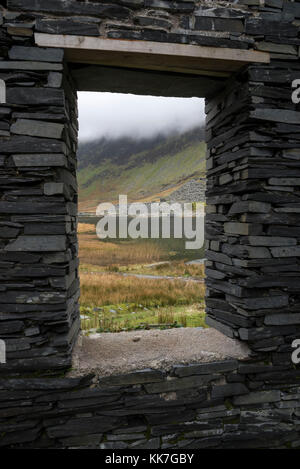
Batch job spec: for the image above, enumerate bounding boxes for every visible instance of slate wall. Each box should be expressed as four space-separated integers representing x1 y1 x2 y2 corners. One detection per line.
0 12 80 373
0 0 300 449
205 60 300 359
0 0 263 375
0 361 300 449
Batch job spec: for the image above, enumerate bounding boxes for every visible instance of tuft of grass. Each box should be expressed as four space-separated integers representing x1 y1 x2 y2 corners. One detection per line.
80 272 205 307
132 261 205 278
157 309 175 325
79 232 165 267
179 313 187 328
80 303 206 333
78 224 206 333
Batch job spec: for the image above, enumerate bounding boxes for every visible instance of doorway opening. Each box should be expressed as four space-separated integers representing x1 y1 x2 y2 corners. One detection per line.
77 91 206 335
71 90 249 377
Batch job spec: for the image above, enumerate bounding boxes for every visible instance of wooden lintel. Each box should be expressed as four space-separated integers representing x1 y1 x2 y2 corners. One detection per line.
35 33 270 77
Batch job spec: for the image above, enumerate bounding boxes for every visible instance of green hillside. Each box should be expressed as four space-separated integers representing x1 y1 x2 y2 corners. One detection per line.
77 127 206 212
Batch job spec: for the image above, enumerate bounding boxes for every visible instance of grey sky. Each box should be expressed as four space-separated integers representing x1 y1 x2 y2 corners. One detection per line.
78 92 205 142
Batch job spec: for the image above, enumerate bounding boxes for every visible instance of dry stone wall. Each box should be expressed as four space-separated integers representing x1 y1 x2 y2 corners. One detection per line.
0 0 299 449
163 178 206 203
205 61 300 359
0 361 300 449
0 30 80 372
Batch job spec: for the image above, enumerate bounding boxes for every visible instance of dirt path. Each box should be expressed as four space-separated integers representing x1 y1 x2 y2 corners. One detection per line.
70 327 250 378
84 271 204 283
121 272 204 282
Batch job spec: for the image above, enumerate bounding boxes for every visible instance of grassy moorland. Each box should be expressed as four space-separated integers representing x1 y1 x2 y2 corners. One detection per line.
77 128 206 211
78 223 206 332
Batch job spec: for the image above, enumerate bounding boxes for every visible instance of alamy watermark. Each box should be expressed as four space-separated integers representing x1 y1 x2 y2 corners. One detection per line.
95 195 204 249
0 340 6 364
291 79 300 104
0 79 6 104
292 339 300 365
290 83 300 364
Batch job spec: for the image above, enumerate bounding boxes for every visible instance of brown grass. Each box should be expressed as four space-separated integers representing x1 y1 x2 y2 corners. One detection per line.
79 232 164 267
147 261 205 278
80 272 205 307
157 309 175 324
77 223 95 234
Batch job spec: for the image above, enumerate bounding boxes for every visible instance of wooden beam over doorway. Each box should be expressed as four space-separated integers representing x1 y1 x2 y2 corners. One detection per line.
35 33 270 78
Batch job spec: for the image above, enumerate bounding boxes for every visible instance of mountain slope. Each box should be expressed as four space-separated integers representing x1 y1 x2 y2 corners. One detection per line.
77 127 206 212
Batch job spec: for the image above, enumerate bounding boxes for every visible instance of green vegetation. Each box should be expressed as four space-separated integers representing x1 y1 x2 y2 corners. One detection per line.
78 223 206 333
77 127 206 211
77 127 207 333
80 303 207 333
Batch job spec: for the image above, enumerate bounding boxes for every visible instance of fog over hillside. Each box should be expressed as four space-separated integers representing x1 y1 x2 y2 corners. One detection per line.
77 127 206 211
78 92 205 142
77 93 206 211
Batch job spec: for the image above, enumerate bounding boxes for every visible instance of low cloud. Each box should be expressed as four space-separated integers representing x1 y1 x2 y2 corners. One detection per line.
78 92 205 142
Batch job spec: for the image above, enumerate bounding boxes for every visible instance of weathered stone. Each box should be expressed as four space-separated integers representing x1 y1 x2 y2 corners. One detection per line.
130 437 160 449
219 173 233 185
58 433 103 447
47 72 63 88
36 19 100 36
145 375 218 394
98 369 164 386
144 0 194 12
8 0 131 19
205 268 226 280
250 109 300 125
107 432 145 441
224 222 263 236
229 201 271 215
239 325 296 341
134 16 172 30
205 316 235 339
222 244 271 259
0 201 67 215
44 183 65 196
100 442 128 449
11 119 64 139
269 178 300 186
13 154 67 167
257 42 297 55
245 19 297 36
47 416 120 438
270 246 300 257
6 25 33 36
244 236 297 246
5 236 67 252
194 17 243 33
228 294 289 310
206 250 232 266
0 321 24 334
0 226 20 238
173 360 238 377
120 0 144 6
265 313 300 326
0 61 63 71
233 390 281 405
8 46 64 62
211 383 249 399
7 88 64 106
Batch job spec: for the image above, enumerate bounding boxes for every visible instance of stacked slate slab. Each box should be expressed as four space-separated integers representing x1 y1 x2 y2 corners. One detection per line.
0 8 81 373
0 362 300 449
205 32 300 362
0 0 299 449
